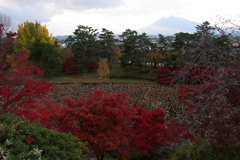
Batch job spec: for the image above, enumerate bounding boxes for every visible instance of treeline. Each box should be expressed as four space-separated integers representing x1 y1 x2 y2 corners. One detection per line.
3 18 238 79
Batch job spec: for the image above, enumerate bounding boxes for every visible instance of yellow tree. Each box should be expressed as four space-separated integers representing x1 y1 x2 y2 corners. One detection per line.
10 21 56 71
13 21 56 52
97 58 110 79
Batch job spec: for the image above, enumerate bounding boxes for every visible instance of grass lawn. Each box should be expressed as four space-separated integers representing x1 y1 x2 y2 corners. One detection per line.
33 67 159 83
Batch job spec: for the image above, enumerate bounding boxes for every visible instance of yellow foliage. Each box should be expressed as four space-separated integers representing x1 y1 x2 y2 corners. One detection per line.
14 21 56 52
97 59 110 79
113 50 123 58
11 21 56 69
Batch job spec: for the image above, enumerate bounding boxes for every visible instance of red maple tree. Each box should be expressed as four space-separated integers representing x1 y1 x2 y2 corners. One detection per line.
42 89 195 160
0 23 54 116
46 90 137 160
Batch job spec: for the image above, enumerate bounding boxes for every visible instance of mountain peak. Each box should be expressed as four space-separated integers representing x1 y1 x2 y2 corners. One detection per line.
137 16 200 36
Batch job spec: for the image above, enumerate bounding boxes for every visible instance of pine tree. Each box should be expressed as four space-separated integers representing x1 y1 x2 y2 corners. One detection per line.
119 29 151 72
65 25 101 72
99 28 117 62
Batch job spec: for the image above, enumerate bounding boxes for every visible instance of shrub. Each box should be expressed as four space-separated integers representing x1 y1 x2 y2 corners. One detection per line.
0 113 88 160
62 57 81 73
169 137 240 160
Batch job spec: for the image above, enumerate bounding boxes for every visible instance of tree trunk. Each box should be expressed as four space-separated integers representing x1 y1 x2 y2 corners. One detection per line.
154 62 157 68
96 154 105 160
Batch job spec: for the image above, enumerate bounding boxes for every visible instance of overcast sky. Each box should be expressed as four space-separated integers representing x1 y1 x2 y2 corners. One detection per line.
0 0 239 36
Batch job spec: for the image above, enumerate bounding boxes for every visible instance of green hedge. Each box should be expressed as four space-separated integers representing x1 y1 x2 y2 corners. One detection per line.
0 113 88 160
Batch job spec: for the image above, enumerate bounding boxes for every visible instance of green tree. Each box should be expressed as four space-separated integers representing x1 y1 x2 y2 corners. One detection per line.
28 39 44 63
65 25 101 72
195 21 215 37
119 29 151 72
172 32 195 52
38 42 62 76
158 34 173 55
99 28 117 62
157 34 184 67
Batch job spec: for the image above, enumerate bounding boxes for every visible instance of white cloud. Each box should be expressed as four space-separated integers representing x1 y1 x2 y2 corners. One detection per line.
1 0 125 10
0 0 239 36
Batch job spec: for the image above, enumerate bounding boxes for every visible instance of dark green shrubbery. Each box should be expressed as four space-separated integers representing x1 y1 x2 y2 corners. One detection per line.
169 137 240 160
128 148 172 160
110 73 156 81
0 113 88 160
127 137 240 160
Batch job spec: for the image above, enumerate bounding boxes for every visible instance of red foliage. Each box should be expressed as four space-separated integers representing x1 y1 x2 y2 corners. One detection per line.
156 66 187 84
41 90 194 159
157 61 240 150
178 83 240 149
47 90 137 160
131 106 194 154
156 66 177 84
190 66 217 83
89 62 98 69
156 65 218 84
62 57 80 73
25 135 34 145
0 24 3 34
0 24 15 70
0 23 54 115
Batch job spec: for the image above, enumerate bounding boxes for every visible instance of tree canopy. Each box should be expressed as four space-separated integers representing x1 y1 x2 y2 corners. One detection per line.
13 21 56 52
99 28 117 62
119 29 151 72
65 25 101 71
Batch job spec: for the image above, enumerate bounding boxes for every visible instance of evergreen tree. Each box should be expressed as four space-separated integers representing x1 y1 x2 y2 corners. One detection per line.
119 29 150 72
39 42 62 76
157 34 184 67
99 28 117 62
65 25 101 72
172 32 195 52
28 39 44 63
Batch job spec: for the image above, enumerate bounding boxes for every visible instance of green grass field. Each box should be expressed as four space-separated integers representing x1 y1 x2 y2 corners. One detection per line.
33 67 159 83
